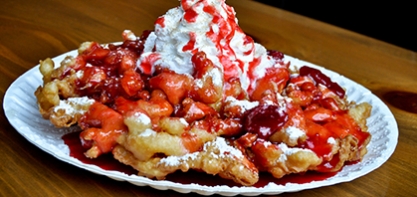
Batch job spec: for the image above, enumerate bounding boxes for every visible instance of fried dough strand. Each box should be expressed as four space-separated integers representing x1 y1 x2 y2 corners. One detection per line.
35 57 82 127
113 137 259 186
49 97 95 127
251 140 322 179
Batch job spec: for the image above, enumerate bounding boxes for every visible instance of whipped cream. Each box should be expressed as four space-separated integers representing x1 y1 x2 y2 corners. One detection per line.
137 0 284 92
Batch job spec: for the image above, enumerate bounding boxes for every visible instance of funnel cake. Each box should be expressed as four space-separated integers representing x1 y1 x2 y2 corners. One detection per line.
34 0 372 186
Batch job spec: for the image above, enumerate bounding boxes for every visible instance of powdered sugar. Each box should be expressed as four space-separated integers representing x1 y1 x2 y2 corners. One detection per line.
225 96 259 113
139 128 157 137
54 96 95 115
327 137 336 145
208 67 223 87
212 137 244 159
277 143 315 162
131 112 151 125
160 151 198 167
284 126 306 142
75 70 84 79
159 137 244 167
179 118 189 126
277 93 293 106
259 127 271 139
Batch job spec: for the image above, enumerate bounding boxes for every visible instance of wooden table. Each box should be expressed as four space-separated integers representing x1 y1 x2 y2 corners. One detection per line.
1 0 416 196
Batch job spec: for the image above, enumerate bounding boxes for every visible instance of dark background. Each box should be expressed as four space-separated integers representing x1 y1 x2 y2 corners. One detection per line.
255 1 416 52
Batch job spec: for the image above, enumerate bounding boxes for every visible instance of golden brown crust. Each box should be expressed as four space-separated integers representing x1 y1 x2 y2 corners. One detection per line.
113 137 259 186
35 56 82 127
251 140 322 178
349 102 372 132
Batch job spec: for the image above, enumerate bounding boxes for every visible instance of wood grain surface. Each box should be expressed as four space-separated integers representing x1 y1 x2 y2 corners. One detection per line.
1 0 416 196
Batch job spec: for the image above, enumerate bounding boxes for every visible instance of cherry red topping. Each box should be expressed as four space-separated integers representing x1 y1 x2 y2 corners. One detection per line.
183 32 196 52
72 32 149 104
299 66 345 98
191 51 213 78
301 120 334 158
81 43 110 64
184 7 199 23
155 16 165 28
244 105 288 139
250 66 290 101
149 70 193 105
267 50 284 60
78 102 128 156
120 69 145 97
139 30 152 41
315 153 341 172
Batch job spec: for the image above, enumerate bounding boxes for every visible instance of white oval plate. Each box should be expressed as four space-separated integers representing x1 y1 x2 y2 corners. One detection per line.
3 48 398 196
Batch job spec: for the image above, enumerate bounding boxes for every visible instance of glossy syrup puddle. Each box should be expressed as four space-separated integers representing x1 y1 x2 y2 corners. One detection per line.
63 132 339 187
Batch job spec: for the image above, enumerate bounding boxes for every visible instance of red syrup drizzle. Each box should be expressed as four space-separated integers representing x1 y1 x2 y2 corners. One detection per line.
62 132 340 187
299 66 345 98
